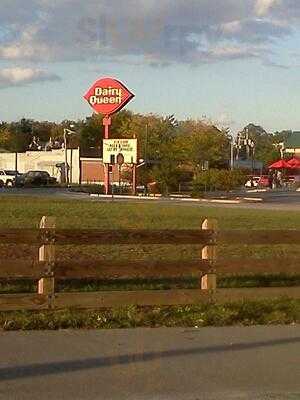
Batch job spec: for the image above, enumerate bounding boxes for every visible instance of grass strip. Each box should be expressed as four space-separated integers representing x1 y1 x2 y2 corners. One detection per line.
1 196 300 230
1 275 300 294
0 298 299 331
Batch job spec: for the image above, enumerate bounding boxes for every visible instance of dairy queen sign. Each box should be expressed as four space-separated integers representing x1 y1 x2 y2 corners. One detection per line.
83 77 135 194
84 77 134 115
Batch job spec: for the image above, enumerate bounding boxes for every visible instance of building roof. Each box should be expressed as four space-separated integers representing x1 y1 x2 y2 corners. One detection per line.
80 147 102 158
285 132 300 149
234 159 263 170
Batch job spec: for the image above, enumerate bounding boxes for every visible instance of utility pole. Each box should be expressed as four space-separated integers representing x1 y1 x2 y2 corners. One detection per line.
14 152 18 186
230 136 234 170
245 127 250 160
63 126 75 185
251 141 255 173
63 129 69 184
145 123 148 165
236 133 240 161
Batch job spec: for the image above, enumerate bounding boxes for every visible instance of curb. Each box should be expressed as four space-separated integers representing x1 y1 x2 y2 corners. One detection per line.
90 194 263 204
90 194 161 200
241 197 264 202
245 189 267 193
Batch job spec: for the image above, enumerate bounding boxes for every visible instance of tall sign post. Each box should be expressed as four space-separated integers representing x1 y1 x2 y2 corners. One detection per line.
84 77 134 194
102 115 111 194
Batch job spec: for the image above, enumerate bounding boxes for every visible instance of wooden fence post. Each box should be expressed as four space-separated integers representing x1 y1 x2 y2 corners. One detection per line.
201 218 217 290
38 216 55 307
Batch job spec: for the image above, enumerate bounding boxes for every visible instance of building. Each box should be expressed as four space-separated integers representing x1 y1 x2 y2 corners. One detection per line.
233 159 263 173
0 149 80 183
80 157 122 184
283 132 300 156
0 148 126 185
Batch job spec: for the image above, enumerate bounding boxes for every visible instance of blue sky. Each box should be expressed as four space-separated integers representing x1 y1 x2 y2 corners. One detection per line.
1 0 300 133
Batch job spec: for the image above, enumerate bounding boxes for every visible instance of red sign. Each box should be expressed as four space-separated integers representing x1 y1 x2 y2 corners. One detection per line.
84 77 134 115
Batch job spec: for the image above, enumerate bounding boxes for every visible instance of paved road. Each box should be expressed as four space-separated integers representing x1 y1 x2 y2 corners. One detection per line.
0 187 90 200
1 187 300 210
0 325 299 399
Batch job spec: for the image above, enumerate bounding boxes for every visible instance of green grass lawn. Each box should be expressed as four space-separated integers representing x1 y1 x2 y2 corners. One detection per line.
1 196 300 262
1 195 300 279
0 196 299 329
0 197 300 291
1 196 300 229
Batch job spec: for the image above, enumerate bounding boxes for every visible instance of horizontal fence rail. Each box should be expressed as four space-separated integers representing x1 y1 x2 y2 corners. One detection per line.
0 229 41 245
0 216 300 311
2 228 300 246
0 229 216 245
1 258 300 280
0 259 211 280
218 230 300 245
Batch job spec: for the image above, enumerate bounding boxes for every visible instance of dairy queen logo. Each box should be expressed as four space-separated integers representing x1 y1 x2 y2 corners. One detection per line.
84 77 135 115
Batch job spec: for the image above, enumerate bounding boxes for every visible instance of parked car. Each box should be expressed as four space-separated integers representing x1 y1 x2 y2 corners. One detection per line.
245 175 270 189
245 176 259 188
16 170 57 187
257 175 270 188
0 170 21 187
285 175 300 187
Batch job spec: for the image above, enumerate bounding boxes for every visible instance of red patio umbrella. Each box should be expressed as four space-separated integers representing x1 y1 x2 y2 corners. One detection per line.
287 157 300 169
268 159 290 169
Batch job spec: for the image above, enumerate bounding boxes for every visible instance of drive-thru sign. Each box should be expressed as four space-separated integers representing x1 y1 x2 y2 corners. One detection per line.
103 139 137 164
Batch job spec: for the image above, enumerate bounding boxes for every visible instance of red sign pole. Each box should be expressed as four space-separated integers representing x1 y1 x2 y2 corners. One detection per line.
132 164 136 195
132 133 137 195
103 115 111 195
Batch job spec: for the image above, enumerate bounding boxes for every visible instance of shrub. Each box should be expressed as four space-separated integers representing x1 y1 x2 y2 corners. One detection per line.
193 168 246 194
69 184 105 194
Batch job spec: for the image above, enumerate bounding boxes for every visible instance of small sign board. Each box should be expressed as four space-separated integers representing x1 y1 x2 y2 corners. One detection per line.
103 139 137 164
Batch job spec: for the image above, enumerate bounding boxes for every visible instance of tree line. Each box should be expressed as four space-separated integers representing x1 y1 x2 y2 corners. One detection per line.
0 111 287 193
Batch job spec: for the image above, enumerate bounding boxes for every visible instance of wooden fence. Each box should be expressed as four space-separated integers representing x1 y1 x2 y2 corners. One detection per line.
0 216 300 311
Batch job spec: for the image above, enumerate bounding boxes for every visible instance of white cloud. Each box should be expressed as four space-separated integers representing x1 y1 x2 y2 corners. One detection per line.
255 0 281 16
221 21 242 34
0 67 60 88
0 0 297 66
214 112 236 129
210 45 259 58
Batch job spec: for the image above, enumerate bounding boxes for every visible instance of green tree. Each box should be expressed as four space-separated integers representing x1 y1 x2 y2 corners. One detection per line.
177 120 230 174
79 114 104 151
146 115 181 194
240 124 281 165
32 121 54 142
2 118 33 152
0 126 12 150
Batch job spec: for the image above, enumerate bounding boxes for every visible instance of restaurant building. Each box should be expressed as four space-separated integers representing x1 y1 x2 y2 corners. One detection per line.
0 148 123 185
283 132 300 156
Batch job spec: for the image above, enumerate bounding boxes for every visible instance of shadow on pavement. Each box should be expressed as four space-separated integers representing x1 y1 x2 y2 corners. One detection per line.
0 336 299 381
